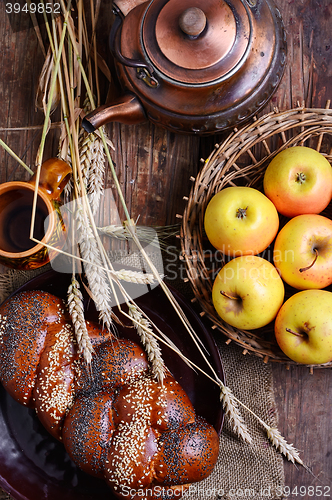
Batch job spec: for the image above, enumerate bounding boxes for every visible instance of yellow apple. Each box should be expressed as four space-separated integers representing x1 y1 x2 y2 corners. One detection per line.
263 146 332 217
273 214 332 290
274 290 332 364
212 255 285 330
204 186 279 257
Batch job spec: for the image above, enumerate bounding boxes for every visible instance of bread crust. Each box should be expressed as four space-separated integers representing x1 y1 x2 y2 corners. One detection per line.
0 290 219 499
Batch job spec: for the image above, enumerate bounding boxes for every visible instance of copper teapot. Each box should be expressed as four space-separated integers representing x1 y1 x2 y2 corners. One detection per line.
82 0 286 135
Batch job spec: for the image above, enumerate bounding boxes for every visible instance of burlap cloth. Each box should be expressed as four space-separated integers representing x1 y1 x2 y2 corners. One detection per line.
0 262 285 500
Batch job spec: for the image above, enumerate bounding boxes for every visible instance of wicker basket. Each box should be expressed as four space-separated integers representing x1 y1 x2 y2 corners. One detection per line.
180 104 332 368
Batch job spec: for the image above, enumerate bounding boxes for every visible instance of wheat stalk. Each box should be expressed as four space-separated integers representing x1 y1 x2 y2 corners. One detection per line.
75 131 91 186
220 384 252 443
75 200 113 330
266 427 303 465
27 3 306 472
0 139 34 176
220 380 304 465
128 304 167 384
87 128 106 216
67 276 94 364
35 44 61 115
115 269 156 285
99 224 128 238
64 85 106 208
64 129 91 197
98 223 179 250
219 381 304 465
66 126 105 215
65 126 106 214
121 221 306 465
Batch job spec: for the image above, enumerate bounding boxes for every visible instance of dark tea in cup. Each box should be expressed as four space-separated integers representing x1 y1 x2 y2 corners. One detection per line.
0 158 71 270
0 187 49 253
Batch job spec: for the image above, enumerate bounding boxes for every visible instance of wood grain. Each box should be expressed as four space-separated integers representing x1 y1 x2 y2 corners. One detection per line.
273 363 332 490
267 0 332 492
106 122 200 226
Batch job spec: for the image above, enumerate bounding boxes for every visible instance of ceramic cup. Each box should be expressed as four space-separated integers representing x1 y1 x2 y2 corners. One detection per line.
0 158 72 270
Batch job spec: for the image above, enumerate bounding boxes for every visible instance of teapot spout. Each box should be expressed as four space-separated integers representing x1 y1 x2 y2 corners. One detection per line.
82 93 146 133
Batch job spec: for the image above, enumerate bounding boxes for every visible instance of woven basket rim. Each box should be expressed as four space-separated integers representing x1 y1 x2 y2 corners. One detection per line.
180 103 332 369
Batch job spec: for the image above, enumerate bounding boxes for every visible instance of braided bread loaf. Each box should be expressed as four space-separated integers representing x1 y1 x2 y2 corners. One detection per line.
0 290 219 499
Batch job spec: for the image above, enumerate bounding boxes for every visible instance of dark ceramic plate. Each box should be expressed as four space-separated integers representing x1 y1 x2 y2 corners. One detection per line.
0 270 224 500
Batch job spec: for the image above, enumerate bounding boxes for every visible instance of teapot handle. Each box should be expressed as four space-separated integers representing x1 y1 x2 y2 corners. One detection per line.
110 4 159 88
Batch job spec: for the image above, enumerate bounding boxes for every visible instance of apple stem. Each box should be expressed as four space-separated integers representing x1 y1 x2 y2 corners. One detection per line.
220 290 241 301
236 206 248 219
286 327 306 338
296 172 306 184
299 248 318 273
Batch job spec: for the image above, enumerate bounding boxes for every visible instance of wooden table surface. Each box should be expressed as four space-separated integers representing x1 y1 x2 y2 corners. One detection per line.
0 0 332 499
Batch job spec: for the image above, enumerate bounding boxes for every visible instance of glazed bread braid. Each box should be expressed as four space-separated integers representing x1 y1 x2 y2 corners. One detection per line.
0 290 219 499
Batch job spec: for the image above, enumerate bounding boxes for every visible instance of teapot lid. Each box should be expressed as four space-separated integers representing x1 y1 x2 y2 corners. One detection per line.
142 0 252 85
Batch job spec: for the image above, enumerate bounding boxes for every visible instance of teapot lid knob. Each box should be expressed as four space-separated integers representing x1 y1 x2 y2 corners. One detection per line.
178 7 206 37
143 0 251 83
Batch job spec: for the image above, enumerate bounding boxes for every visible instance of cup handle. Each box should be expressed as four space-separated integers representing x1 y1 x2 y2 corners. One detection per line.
29 158 72 201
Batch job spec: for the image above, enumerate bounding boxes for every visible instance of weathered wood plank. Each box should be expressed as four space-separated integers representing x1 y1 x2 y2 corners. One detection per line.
268 0 332 490
106 122 200 226
273 363 332 489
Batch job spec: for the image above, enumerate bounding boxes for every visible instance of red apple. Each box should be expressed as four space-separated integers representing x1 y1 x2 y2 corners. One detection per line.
275 290 332 364
263 146 332 217
273 214 332 290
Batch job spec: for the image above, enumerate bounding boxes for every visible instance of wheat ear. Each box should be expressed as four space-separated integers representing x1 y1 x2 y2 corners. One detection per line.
64 129 91 197
116 269 156 285
75 200 113 330
64 123 106 207
220 384 252 443
128 304 167 384
220 381 304 465
87 127 106 216
98 224 178 250
67 276 94 364
266 427 303 465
